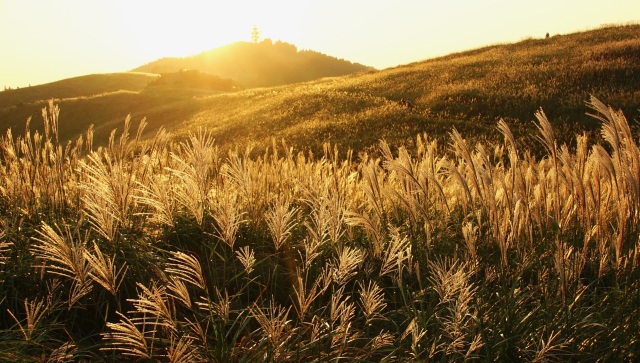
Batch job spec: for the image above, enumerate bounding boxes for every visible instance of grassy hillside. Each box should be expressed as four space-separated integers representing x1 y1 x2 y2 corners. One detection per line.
0 24 638 156
0 72 158 111
133 39 373 88
145 69 240 93
150 23 640 155
343 25 640 137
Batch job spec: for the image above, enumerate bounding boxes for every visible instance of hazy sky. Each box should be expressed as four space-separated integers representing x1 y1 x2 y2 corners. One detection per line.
1 0 638 88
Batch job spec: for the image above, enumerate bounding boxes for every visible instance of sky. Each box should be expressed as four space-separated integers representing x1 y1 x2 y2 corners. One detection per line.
1 0 639 88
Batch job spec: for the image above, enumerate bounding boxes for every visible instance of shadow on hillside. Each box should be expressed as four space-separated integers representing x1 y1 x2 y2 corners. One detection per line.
0 92 207 147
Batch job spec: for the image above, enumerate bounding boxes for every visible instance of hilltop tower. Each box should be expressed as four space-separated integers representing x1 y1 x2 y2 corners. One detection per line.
251 25 260 44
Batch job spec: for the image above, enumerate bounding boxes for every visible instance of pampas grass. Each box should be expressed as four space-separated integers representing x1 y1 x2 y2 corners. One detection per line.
31 223 92 300
84 242 127 295
0 230 11 267
7 297 48 342
358 280 387 324
1 98 639 361
101 311 151 359
165 251 206 291
265 195 298 251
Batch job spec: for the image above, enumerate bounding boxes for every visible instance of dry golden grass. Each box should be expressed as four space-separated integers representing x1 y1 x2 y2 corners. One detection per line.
7 297 48 342
0 96 638 361
84 242 127 295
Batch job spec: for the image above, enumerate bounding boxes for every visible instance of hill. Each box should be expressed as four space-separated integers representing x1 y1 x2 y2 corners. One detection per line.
0 72 158 111
0 24 638 155
132 39 374 88
142 69 242 97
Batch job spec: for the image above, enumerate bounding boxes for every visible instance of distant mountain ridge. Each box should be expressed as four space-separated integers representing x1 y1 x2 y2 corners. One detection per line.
132 39 374 88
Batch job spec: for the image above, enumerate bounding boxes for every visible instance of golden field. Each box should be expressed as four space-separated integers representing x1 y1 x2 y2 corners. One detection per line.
0 24 639 361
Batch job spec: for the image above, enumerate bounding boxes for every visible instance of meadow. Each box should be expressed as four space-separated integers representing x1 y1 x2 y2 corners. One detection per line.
0 95 638 361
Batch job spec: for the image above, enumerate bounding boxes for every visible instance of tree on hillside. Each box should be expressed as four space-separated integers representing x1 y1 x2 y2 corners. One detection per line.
275 40 297 53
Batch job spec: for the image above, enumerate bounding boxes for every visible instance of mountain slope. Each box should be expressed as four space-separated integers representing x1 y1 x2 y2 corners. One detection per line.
132 40 374 88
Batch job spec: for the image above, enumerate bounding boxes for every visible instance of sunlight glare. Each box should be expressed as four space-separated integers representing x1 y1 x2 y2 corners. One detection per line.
113 0 308 60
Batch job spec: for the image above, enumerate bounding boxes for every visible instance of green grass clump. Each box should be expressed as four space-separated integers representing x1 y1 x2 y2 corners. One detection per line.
0 97 638 361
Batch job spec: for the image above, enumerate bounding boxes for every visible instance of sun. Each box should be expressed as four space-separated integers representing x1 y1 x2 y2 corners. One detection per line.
113 0 307 60
114 1 248 59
